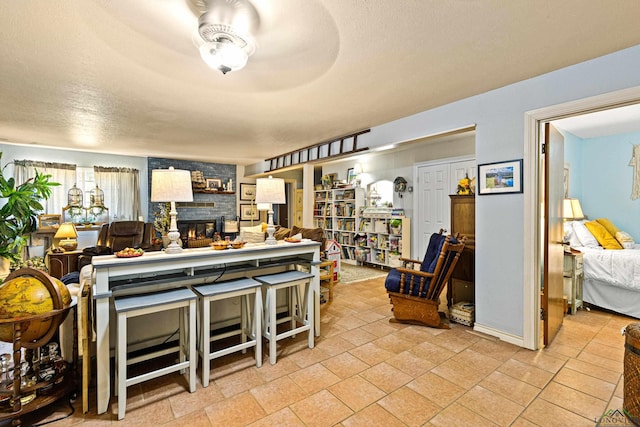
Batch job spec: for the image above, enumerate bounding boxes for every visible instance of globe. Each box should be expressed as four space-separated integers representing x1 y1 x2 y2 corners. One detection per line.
0 268 71 348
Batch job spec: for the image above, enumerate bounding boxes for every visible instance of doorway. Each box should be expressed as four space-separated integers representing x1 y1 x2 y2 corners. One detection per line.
523 86 640 349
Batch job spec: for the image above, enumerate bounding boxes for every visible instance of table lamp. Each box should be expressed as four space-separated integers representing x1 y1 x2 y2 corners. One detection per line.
55 222 78 251
255 176 285 245
150 167 194 254
563 198 584 220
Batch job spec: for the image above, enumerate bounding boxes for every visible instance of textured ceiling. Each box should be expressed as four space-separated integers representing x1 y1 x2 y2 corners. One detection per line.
1 0 640 165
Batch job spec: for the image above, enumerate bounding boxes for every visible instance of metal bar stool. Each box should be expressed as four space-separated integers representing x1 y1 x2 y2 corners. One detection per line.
254 270 315 365
192 277 262 387
114 287 197 420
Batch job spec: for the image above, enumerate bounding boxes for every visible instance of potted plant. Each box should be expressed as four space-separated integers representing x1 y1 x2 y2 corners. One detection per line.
389 218 402 235
0 152 59 269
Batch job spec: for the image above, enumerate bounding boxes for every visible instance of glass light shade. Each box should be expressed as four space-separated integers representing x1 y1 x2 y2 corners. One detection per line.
563 198 584 220
199 41 249 74
55 222 78 251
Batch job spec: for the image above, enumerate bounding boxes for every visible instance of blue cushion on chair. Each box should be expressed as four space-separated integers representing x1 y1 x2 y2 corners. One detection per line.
422 233 446 273
384 269 431 297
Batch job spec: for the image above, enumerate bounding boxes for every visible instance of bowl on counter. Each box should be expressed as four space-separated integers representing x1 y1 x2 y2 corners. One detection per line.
210 241 229 250
230 241 246 249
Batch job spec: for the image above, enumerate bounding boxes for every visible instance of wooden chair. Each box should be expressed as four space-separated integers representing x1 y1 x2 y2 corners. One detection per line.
384 231 466 328
319 260 335 302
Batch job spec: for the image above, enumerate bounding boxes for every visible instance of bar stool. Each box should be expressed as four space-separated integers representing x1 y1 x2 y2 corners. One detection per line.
114 287 197 420
192 277 262 387
254 270 315 365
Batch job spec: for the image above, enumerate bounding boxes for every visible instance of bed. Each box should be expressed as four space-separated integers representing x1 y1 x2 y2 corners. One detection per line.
565 219 640 319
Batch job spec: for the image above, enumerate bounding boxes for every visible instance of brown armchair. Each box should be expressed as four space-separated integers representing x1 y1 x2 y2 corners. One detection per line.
78 221 154 270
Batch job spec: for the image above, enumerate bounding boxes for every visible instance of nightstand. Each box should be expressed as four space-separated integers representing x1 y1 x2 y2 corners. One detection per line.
563 249 583 314
47 250 82 279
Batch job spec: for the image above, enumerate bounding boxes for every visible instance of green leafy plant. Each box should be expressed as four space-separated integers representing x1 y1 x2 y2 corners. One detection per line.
0 152 59 263
389 218 402 228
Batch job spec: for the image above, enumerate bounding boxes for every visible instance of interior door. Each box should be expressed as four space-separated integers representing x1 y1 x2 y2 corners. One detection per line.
416 163 449 257
543 123 565 345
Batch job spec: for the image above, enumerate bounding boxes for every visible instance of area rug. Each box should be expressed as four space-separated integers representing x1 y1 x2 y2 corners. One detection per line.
338 263 388 283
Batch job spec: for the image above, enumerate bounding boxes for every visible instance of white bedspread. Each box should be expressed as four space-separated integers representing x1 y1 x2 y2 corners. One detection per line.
576 245 640 291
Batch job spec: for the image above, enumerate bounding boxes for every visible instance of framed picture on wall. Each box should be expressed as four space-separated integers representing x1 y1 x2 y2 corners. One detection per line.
206 178 222 190
477 159 523 195
240 204 259 221
38 214 61 230
240 183 256 201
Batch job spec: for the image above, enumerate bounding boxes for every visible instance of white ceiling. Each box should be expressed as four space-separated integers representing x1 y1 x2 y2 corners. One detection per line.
553 103 640 139
1 1 640 165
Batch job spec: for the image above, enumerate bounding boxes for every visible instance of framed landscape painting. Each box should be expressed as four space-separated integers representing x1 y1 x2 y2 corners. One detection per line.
478 159 523 195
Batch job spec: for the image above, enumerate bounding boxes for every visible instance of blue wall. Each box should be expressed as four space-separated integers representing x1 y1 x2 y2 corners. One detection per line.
565 130 640 240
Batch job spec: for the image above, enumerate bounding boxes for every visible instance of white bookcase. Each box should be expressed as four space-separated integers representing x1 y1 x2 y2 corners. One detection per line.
313 188 365 264
356 212 410 268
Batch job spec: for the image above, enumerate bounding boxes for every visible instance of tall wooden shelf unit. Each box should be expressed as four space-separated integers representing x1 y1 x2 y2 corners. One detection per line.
357 214 410 268
448 194 475 307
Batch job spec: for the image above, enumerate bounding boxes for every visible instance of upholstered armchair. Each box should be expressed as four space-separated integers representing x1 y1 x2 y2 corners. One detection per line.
78 221 154 270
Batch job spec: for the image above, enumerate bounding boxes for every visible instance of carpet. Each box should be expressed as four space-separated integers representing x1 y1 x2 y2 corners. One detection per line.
339 263 388 283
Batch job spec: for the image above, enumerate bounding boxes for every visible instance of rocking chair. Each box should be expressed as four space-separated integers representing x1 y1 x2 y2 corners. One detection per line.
384 231 466 328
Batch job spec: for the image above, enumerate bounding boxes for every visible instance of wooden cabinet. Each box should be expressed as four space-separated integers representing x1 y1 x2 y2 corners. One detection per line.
448 195 475 307
47 250 81 279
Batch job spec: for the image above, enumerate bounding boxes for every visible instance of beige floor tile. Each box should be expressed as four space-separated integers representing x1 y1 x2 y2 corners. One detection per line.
168 381 225 418
314 334 356 357
321 351 371 378
564 357 621 384
249 375 307 414
512 348 567 373
339 328 378 346
386 350 436 378
165 408 214 427
289 389 354 427
577 350 623 373
451 348 502 375
377 386 440 427
429 327 479 353
468 336 520 362
553 366 616 401
430 402 499 427
457 385 524 426
583 340 625 362
246 407 306 427
539 381 608 421
328 375 386 411
288 362 341 394
204 391 266 427
340 403 406 427
497 358 555 389
348 342 395 366
360 362 413 393
406 371 466 408
213 365 265 398
409 340 456 365
286 345 332 369
372 333 415 354
254 356 300 382
479 371 540 407
431 357 489 389
521 398 594 426
360 320 401 338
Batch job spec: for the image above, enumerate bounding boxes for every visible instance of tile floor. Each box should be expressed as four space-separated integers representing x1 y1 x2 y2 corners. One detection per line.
12 274 638 426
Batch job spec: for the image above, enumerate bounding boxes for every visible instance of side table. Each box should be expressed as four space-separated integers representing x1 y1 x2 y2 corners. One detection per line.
47 250 81 279
563 249 584 314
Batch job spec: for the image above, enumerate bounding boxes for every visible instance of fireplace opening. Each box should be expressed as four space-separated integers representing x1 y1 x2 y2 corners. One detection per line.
177 219 217 247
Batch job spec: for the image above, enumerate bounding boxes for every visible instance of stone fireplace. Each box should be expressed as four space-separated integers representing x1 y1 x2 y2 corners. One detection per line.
177 219 217 247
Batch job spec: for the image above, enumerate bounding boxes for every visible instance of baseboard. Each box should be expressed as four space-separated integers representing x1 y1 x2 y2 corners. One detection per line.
473 322 525 348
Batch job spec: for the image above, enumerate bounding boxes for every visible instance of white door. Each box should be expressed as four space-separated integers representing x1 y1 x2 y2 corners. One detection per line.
414 159 476 258
415 163 449 257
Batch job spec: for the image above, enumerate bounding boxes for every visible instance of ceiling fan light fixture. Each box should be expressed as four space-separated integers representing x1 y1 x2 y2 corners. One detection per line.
199 39 249 74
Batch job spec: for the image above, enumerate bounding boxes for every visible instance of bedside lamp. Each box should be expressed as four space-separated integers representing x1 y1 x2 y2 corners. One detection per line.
55 222 78 251
255 176 285 245
151 167 193 254
563 198 584 220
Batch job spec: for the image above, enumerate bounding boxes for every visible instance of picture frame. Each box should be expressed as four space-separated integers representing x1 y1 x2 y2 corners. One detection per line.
477 159 523 195
347 168 356 184
206 178 222 190
240 183 256 201
240 204 259 221
38 214 61 230
563 163 570 198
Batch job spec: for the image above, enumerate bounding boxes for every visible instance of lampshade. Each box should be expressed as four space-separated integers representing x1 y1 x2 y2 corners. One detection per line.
256 203 271 211
563 198 584 220
55 222 78 251
255 176 285 204
150 167 194 203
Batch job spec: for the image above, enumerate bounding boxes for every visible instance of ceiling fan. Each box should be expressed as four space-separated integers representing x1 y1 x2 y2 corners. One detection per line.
190 0 260 74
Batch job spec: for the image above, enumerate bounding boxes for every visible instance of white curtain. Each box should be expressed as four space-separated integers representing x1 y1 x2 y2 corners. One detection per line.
13 160 76 215
94 166 141 221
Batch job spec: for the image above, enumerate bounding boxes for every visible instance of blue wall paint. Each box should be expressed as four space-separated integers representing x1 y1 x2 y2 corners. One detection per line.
562 130 584 202
578 131 640 240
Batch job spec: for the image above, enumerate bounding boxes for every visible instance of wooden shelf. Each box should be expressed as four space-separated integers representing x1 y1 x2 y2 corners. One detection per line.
193 190 235 194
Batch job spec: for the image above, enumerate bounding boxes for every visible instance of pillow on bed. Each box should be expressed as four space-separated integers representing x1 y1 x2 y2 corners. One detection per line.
584 220 622 250
615 230 635 249
596 218 620 237
572 221 600 248
563 221 582 248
